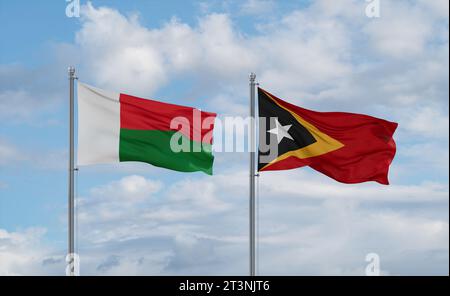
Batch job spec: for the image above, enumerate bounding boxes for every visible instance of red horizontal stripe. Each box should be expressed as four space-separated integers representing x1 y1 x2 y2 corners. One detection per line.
120 93 216 144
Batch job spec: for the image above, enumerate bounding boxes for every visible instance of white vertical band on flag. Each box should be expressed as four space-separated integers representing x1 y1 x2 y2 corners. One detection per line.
77 82 121 165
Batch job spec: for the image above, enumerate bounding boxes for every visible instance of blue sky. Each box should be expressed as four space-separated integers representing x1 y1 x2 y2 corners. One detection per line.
0 0 448 275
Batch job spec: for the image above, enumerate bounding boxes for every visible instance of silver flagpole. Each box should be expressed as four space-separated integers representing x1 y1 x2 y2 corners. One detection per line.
68 66 76 276
249 73 256 276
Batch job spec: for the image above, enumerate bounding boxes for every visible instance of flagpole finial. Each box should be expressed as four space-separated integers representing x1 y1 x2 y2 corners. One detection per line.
68 66 76 78
249 72 256 82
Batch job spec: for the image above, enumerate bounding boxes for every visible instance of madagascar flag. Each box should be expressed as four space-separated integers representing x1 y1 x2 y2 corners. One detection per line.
258 88 398 185
77 83 216 175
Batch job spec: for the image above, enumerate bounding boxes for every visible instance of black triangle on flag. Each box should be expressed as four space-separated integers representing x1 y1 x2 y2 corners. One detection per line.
258 89 317 170
257 88 344 171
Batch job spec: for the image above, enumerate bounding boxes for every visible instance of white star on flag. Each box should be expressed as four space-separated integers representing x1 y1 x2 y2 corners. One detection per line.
268 119 294 144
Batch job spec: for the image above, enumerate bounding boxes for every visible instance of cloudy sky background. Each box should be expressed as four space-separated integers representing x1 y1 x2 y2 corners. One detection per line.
0 0 448 275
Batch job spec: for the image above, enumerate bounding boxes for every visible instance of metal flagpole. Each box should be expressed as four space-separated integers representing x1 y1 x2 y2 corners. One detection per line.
249 73 256 276
68 66 76 276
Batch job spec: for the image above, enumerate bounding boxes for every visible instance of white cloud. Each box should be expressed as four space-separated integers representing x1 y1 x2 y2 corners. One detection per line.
401 106 449 139
77 175 162 226
167 178 231 211
2 167 447 275
73 1 448 118
0 138 67 170
90 175 162 203
258 170 449 203
401 142 449 173
76 3 255 96
2 0 447 124
417 0 449 19
0 228 63 276
364 1 432 59
74 2 356 102
76 4 167 96
0 139 23 166
0 90 37 121
0 64 67 124
256 206 449 275
68 171 448 275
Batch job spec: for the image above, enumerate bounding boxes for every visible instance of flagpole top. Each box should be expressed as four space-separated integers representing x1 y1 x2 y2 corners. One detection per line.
249 72 256 82
68 66 76 78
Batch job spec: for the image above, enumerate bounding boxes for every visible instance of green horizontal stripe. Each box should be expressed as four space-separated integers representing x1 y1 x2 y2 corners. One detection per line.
119 129 214 175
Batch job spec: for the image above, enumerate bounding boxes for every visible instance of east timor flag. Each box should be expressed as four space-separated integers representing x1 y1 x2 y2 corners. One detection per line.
77 83 216 175
258 88 398 185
